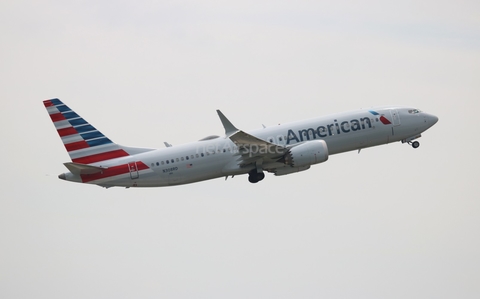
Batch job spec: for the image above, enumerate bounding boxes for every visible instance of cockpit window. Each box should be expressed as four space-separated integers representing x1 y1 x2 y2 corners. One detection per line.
408 109 422 114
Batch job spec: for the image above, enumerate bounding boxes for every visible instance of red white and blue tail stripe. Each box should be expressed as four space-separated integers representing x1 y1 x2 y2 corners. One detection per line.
43 98 130 164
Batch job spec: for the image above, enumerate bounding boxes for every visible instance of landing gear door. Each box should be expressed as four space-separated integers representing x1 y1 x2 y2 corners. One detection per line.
390 109 401 126
128 162 139 179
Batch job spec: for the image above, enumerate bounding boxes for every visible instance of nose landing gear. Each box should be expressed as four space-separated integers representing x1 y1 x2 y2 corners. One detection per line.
402 135 421 149
405 140 420 148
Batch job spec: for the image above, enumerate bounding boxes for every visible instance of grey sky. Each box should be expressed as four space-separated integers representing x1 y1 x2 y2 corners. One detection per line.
1 1 479 298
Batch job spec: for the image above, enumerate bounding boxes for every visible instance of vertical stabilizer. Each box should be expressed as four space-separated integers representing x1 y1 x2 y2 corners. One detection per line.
43 98 130 164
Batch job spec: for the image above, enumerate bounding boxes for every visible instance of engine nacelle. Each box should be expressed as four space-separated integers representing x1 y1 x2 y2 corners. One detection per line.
283 140 328 167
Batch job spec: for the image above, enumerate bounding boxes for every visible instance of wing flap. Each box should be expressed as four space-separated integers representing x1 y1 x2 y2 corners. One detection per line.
229 130 287 166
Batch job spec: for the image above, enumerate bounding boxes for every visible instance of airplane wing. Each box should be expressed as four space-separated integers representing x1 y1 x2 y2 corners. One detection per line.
217 110 287 167
229 130 287 166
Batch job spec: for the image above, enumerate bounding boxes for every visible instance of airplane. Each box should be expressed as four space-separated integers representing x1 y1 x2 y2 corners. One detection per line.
44 99 438 188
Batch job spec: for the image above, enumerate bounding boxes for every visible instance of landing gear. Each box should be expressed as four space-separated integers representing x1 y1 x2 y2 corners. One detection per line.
248 169 265 183
402 135 421 149
405 140 420 148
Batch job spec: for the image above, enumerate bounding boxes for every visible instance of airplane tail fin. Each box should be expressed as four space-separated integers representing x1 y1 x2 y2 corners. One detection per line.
43 98 131 164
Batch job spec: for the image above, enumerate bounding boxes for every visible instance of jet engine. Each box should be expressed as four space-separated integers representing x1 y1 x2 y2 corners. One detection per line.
283 140 328 167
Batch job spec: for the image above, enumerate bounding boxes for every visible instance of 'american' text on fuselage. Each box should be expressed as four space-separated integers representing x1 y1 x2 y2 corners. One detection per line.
286 117 373 144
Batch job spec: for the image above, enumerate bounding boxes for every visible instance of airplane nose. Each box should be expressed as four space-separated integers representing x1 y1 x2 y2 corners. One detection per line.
58 173 66 180
424 113 439 128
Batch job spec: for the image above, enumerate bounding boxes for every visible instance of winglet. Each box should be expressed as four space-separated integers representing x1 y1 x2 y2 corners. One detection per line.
217 110 239 136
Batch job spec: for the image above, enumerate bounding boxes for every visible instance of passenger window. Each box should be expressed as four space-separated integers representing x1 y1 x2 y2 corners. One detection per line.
186 156 189 160
166 160 169 164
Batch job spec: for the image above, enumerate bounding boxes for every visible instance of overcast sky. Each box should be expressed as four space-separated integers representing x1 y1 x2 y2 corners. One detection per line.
1 1 479 298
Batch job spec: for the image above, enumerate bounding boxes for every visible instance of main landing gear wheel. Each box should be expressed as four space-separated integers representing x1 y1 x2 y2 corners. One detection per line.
412 141 420 149
248 170 265 183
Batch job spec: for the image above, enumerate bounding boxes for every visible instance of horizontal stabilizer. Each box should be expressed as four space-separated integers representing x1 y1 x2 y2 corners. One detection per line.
63 162 107 175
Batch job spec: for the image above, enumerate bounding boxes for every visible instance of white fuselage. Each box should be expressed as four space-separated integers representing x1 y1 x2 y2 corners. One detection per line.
61 106 437 188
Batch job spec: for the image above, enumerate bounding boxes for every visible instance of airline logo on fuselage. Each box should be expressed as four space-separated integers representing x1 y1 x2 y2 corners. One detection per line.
286 111 391 144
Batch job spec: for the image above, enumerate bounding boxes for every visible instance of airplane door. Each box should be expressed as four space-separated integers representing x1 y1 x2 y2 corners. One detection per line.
128 162 139 179
390 109 401 126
